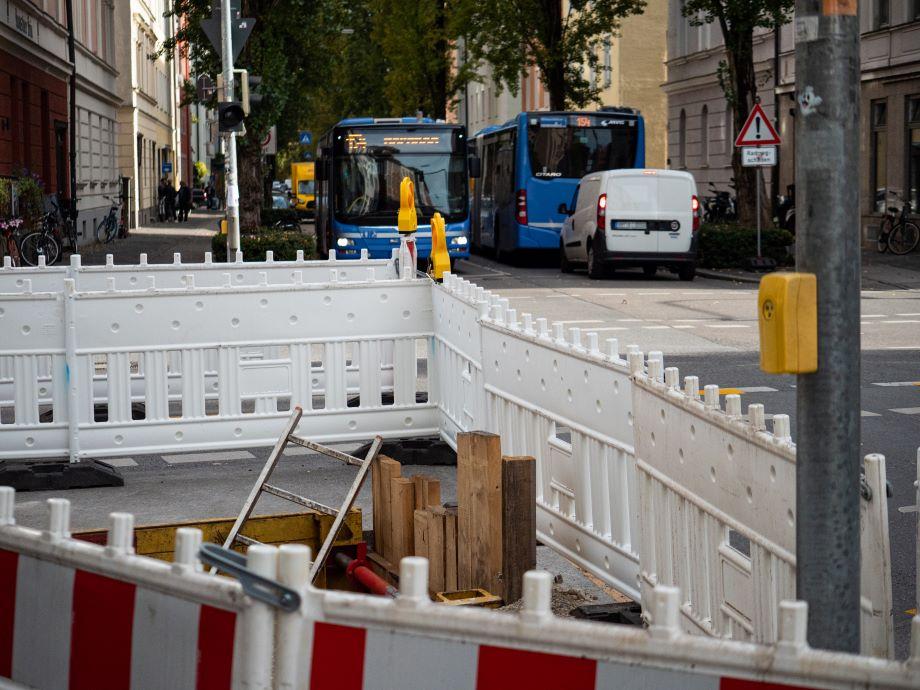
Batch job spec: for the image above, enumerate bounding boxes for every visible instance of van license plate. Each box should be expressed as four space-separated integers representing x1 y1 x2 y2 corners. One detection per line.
614 221 647 230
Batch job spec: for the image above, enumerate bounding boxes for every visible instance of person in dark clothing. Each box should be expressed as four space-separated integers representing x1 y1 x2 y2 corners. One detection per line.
157 177 168 222
164 178 177 222
177 181 192 222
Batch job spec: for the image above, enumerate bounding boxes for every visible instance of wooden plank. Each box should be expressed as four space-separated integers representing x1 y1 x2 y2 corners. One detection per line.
412 475 441 510
414 509 430 560
501 455 537 603
427 507 446 594
390 477 416 564
444 505 458 592
456 431 503 592
375 455 401 561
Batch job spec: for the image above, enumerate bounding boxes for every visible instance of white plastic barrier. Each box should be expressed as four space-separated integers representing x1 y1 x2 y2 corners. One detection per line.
0 258 434 461
0 488 271 689
2 494 917 690
631 369 894 657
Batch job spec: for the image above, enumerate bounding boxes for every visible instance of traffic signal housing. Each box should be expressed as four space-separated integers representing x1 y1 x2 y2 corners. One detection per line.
240 70 263 115
218 101 245 133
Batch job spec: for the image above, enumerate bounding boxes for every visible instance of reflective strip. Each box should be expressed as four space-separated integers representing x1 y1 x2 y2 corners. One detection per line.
476 645 596 690
130 588 200 690
70 570 136 690
363 629 477 690
0 550 17 677
310 622 366 690
197 605 237 690
529 222 563 228
12 555 74 689
597 660 719 688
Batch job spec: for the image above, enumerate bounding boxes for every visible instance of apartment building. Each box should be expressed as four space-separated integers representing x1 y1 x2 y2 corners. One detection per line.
0 0 120 245
115 0 183 228
665 0 920 242
457 7 668 168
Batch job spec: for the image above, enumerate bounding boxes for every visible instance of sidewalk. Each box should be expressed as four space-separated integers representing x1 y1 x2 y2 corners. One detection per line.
76 209 221 266
698 248 920 290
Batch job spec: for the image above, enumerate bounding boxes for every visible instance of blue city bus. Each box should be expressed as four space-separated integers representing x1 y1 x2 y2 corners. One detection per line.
470 109 645 259
314 118 473 260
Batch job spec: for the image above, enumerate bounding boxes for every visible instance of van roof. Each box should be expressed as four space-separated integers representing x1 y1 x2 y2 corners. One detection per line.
601 168 695 181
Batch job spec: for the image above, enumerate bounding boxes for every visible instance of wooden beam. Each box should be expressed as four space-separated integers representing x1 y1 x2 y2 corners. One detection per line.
427 507 446 594
501 455 537 603
390 477 416 564
456 431 503 593
412 475 441 510
444 505 458 592
373 455 401 562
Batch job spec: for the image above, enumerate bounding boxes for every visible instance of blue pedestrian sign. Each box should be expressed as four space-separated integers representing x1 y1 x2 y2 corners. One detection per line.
162 161 173 174
299 131 312 146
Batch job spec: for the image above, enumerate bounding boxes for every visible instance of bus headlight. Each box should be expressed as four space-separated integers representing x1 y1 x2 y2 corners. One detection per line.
449 236 468 246
337 237 355 248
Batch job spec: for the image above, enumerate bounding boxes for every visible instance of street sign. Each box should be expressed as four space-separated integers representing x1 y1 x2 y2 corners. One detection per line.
200 8 255 63
261 125 277 155
742 146 777 167
162 161 173 174
734 103 781 147
299 131 312 146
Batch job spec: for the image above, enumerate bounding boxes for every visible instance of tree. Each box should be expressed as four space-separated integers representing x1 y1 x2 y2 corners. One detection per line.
451 0 646 111
680 0 793 225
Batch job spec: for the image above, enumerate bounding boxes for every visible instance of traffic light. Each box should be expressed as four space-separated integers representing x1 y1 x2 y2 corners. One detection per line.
218 101 245 132
240 71 263 115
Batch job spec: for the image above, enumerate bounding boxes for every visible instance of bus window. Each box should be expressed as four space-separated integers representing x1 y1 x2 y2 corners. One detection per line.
528 125 637 179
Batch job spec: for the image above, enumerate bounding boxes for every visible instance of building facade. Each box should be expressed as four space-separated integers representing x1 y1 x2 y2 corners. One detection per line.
115 0 183 228
665 0 920 242
456 6 668 168
1 0 120 245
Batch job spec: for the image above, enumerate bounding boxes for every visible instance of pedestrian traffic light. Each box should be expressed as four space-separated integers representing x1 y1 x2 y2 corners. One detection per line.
240 71 263 115
218 101 245 132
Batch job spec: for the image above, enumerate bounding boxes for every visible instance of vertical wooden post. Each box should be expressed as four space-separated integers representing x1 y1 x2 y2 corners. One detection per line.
457 431 503 593
390 477 416 562
501 455 536 603
373 455 401 562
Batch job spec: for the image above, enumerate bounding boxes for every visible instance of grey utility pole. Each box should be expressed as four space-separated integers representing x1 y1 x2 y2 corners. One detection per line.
794 0 861 652
221 0 241 256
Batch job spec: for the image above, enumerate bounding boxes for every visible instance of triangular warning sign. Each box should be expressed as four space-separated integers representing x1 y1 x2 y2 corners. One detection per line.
734 103 781 147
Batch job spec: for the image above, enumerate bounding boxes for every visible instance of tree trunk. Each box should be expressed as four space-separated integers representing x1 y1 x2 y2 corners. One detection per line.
541 0 566 110
726 29 762 227
237 133 263 231
432 0 448 119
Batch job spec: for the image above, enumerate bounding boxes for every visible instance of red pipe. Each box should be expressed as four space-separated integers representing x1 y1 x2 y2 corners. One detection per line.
335 552 397 598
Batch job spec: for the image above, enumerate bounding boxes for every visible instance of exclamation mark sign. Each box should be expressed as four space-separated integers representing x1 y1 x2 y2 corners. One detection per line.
755 116 761 139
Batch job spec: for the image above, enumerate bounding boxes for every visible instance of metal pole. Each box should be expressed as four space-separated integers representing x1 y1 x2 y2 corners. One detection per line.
794 0 861 652
756 166 762 257
221 0 241 258
65 0 78 228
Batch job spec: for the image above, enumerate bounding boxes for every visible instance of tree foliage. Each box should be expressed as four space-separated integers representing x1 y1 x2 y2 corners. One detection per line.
451 0 646 111
680 0 793 225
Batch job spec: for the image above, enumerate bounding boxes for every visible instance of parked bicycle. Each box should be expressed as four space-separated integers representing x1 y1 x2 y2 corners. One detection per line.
702 181 737 223
18 199 76 266
877 191 919 255
95 195 124 244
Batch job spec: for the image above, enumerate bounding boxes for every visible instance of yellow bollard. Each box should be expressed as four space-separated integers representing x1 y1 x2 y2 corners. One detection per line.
429 212 450 281
397 178 417 233
220 219 228 235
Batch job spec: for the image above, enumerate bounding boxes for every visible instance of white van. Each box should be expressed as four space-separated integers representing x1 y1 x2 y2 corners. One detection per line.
559 169 701 280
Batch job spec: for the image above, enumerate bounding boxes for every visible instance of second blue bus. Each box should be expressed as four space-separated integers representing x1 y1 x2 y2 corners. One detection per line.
314 117 473 261
471 108 645 259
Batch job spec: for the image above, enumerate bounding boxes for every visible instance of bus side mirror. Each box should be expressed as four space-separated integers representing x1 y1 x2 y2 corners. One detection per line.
469 155 481 179
315 159 326 182
558 203 568 215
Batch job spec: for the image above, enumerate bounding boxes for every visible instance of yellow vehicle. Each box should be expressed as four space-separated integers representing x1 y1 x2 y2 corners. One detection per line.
291 161 315 216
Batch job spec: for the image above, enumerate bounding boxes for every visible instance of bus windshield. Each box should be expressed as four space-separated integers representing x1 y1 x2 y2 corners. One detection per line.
333 127 468 224
527 122 638 179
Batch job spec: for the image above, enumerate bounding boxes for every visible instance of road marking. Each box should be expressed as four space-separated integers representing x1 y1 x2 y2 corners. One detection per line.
555 319 604 325
872 381 920 387
706 324 751 329
590 326 628 332
616 318 643 322
162 450 256 464
675 319 705 322
881 320 920 324
642 325 670 330
862 314 885 318
696 386 779 396
672 325 695 329
101 457 137 468
891 407 920 415
884 346 920 350
638 292 671 296
896 313 920 316
861 410 881 417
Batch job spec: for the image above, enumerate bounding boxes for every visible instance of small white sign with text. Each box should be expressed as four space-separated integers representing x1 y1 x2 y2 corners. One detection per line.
742 146 777 167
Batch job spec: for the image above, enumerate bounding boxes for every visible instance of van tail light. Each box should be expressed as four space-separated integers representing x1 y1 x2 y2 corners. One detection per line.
516 189 528 225
596 193 607 231
691 195 701 232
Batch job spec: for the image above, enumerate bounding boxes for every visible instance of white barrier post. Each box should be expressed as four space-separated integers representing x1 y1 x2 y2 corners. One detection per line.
64 278 79 463
276 544 312 689
398 557 429 607
242 545 279 689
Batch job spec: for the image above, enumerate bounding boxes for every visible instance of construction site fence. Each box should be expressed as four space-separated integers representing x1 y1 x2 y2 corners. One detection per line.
0 494 917 690
0 256 899 657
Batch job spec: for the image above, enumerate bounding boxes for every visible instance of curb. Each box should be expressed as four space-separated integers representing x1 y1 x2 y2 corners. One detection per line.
697 269 762 284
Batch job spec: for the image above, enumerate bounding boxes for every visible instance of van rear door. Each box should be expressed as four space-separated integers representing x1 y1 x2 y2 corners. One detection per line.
655 174 694 254
604 173 659 253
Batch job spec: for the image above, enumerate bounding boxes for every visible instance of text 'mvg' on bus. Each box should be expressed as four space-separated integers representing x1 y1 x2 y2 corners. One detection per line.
314 118 475 261
471 108 645 260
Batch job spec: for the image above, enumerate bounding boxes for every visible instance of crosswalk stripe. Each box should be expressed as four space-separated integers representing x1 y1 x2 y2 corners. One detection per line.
861 410 881 417
161 450 255 464
871 381 920 387
891 407 920 415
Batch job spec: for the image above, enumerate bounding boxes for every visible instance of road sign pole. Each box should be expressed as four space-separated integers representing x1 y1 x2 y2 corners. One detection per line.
756 166 762 257
221 0 240 259
794 0 861 652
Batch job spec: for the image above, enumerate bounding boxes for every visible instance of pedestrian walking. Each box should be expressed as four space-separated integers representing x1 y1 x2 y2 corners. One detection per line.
177 181 192 222
164 178 177 222
157 177 168 222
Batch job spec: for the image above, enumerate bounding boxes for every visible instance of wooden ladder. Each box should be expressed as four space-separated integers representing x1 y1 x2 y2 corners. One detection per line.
220 406 383 582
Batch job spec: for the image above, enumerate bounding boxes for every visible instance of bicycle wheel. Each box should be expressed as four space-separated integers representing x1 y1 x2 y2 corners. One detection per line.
876 217 891 252
888 221 920 255
95 214 114 243
19 232 61 266
105 215 119 243
66 220 78 253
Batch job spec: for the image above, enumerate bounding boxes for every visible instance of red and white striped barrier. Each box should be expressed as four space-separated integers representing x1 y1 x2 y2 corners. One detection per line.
0 490 271 690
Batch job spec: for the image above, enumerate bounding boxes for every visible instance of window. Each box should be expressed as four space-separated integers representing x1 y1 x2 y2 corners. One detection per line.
908 96 920 213
700 105 709 166
602 39 612 88
912 0 920 21
678 109 687 168
871 100 887 213
874 0 889 29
